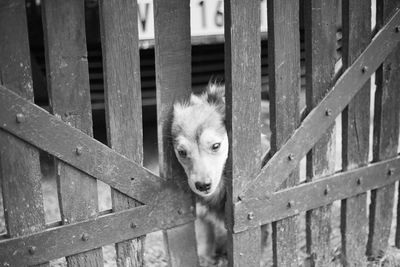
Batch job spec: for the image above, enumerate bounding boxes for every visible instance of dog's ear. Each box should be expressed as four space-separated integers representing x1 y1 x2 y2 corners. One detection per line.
206 82 225 104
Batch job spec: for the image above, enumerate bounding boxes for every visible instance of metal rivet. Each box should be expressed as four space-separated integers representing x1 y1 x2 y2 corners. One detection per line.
324 186 329 195
325 109 332 116
237 195 242 201
16 113 25 123
247 212 254 220
75 145 83 155
239 252 244 256
81 233 89 241
357 178 362 185
288 154 294 161
287 200 294 208
28 246 36 255
130 222 137 229
177 208 183 215
388 168 394 176
395 26 400 33
361 66 368 73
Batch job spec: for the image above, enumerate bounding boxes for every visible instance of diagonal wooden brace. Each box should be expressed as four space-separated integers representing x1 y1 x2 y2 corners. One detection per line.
0 85 188 205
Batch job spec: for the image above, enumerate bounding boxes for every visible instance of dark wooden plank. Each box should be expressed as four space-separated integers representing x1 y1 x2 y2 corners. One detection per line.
0 1 49 266
368 0 400 258
240 8 400 200
41 0 103 265
98 1 144 265
234 155 400 230
0 200 193 266
153 0 198 266
304 2 337 265
0 85 170 205
224 0 262 265
267 0 301 265
340 1 371 265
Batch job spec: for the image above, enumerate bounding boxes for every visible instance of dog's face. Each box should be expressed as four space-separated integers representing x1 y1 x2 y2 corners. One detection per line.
172 85 227 198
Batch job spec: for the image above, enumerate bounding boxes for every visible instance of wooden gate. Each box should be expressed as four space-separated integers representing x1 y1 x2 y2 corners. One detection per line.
0 0 199 266
225 0 400 266
1 0 400 266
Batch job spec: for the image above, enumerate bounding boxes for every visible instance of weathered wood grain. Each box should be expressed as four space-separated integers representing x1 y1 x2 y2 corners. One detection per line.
0 200 193 266
241 8 400 200
0 1 49 266
340 1 371 265
304 2 337 265
99 0 144 265
224 0 262 265
234 155 400 230
153 0 198 266
267 0 301 265
41 0 103 265
368 0 400 258
0 85 171 205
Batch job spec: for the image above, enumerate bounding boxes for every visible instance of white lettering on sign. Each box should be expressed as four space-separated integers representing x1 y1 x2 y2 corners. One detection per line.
138 0 268 40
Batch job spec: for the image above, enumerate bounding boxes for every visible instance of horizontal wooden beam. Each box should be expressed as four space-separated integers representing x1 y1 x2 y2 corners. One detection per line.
0 199 193 266
241 9 400 200
234 155 400 232
0 85 183 205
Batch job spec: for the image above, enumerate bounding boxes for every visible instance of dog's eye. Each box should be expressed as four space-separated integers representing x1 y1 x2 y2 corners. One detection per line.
177 149 187 158
211 143 221 152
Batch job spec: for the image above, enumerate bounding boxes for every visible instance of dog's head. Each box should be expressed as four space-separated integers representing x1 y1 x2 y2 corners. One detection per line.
172 83 227 198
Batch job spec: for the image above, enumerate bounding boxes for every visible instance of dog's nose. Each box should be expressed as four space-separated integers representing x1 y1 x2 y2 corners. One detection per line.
195 182 211 192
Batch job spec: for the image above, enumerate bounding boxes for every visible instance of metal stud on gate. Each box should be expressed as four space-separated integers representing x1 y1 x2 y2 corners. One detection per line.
357 178 362 185
388 168 394 176
325 109 332 116
288 153 294 161
395 26 400 33
287 200 294 208
361 66 368 73
75 145 83 155
16 113 25 123
28 246 36 255
247 212 254 220
81 233 89 241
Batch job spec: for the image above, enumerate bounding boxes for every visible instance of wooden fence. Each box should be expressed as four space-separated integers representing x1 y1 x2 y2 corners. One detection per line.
0 0 400 266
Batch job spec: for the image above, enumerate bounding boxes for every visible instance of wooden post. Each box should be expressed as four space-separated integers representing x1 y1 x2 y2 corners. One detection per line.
267 0 301 265
340 0 371 265
368 0 400 257
99 0 145 266
42 0 103 265
224 0 262 266
153 0 199 266
0 1 49 266
304 1 337 266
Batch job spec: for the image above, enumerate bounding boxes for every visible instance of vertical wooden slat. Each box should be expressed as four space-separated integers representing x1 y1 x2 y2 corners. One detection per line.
340 1 371 265
153 0 198 266
304 1 337 266
224 0 262 266
267 0 301 265
42 0 103 265
368 0 400 257
0 1 49 266
99 1 144 266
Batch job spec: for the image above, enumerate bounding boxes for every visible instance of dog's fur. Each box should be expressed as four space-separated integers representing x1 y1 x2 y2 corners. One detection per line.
172 83 228 263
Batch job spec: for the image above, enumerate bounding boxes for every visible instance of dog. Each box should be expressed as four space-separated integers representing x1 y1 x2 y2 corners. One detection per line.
171 82 228 264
